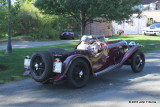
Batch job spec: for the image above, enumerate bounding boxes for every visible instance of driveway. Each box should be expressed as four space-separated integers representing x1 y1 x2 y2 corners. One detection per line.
0 40 79 50
0 50 160 107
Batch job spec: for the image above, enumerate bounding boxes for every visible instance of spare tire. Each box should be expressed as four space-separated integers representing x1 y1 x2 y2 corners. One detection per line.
30 51 54 82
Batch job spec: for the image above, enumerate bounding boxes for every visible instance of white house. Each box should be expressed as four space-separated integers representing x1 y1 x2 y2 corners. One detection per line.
113 14 147 35
113 0 160 35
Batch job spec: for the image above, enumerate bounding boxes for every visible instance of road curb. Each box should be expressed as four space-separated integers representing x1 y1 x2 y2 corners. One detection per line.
0 39 29 44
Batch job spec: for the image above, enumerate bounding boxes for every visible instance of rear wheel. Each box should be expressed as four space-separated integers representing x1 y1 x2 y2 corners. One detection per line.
131 50 145 73
67 59 90 88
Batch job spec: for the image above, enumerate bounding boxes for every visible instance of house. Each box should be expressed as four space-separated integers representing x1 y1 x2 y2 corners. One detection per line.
142 0 160 4
113 15 147 35
113 0 160 35
85 18 113 37
85 0 160 36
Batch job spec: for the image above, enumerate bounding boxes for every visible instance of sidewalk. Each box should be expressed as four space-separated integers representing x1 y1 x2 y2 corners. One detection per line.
0 40 79 50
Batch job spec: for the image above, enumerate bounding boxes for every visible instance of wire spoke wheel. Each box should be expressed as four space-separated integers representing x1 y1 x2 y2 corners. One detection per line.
30 51 53 82
32 56 45 76
131 50 145 73
72 62 86 83
135 55 143 69
67 59 90 88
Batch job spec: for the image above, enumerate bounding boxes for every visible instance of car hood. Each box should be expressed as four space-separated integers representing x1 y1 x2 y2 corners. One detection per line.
144 27 150 30
144 27 160 31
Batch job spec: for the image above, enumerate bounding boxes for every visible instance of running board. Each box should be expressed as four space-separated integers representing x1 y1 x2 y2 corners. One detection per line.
93 64 121 76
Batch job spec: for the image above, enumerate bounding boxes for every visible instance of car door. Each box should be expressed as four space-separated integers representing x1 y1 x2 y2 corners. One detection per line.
91 47 109 73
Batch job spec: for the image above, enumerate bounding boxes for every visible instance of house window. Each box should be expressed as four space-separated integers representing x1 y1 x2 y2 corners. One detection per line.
126 20 134 26
156 3 160 10
118 21 123 25
147 18 153 26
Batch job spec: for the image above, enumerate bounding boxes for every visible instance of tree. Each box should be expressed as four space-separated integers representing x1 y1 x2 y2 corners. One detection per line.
0 0 8 37
34 0 142 35
5 0 12 54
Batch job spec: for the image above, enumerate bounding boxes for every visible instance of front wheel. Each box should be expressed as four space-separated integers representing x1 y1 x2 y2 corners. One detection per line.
67 59 90 88
131 50 145 73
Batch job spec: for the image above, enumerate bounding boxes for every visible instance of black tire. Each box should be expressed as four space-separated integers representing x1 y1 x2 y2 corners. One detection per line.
67 59 90 88
30 51 54 82
131 50 145 73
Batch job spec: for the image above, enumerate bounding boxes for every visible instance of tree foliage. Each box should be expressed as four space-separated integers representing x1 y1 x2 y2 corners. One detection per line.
0 0 8 37
0 0 77 40
35 0 142 34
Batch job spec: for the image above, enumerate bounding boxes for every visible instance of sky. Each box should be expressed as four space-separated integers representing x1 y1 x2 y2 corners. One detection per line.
12 0 16 4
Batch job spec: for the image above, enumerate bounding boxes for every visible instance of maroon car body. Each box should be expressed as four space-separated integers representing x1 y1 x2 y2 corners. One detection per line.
24 39 145 88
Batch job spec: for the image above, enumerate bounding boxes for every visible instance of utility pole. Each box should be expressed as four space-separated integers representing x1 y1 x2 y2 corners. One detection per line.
5 0 12 54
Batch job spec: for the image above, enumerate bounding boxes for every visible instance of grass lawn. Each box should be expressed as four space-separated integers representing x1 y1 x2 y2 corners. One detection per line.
0 42 78 84
0 35 60 42
0 35 160 84
108 35 160 52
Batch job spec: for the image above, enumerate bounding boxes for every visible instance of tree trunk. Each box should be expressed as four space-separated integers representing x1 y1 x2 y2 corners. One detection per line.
5 0 12 54
80 11 86 35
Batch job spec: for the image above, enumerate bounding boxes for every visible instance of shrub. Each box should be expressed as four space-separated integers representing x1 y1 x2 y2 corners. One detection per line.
31 29 59 40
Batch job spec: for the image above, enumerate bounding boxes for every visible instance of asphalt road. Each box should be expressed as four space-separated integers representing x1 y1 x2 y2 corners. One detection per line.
0 40 79 50
0 50 160 107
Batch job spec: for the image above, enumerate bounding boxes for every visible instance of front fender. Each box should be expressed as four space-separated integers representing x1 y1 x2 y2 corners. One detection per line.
54 54 92 82
121 45 143 63
93 45 144 76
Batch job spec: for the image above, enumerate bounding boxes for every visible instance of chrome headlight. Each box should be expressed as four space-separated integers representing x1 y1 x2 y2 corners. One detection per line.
129 41 136 46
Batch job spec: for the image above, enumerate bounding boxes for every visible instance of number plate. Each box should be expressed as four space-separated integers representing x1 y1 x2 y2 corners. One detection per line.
24 59 31 68
53 62 62 73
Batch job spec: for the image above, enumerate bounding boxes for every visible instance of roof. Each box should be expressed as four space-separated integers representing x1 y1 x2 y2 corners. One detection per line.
142 0 160 4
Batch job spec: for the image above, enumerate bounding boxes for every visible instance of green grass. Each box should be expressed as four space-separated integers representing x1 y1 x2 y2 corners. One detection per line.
0 35 34 41
0 35 160 84
0 35 60 42
108 35 160 52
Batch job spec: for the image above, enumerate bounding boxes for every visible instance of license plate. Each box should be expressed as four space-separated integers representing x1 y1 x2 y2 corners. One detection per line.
53 62 62 73
24 59 31 68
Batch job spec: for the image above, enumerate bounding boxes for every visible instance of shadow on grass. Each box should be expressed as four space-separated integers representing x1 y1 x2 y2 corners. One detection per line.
0 65 7 72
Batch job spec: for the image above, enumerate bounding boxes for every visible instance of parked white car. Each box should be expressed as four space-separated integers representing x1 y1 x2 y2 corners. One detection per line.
143 23 160 36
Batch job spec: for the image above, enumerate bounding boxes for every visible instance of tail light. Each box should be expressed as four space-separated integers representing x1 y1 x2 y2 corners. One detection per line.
54 58 60 62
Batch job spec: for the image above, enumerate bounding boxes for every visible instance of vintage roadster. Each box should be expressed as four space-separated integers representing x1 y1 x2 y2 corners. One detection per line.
24 36 145 88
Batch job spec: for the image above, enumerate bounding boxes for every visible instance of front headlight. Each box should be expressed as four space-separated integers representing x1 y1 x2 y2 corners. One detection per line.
129 41 136 46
